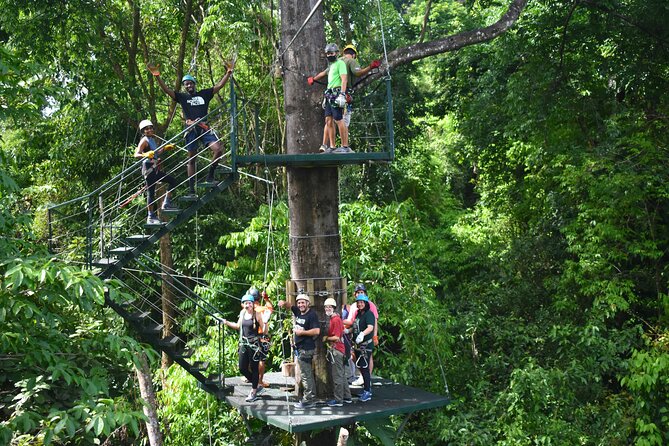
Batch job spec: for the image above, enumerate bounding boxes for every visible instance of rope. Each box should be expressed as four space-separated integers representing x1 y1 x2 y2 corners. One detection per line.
376 0 391 77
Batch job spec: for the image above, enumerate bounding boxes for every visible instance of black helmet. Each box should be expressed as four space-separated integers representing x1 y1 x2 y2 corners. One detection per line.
354 283 366 293
248 287 260 300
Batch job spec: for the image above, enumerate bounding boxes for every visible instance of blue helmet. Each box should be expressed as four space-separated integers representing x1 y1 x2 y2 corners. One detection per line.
241 294 254 303
355 293 369 302
182 74 196 84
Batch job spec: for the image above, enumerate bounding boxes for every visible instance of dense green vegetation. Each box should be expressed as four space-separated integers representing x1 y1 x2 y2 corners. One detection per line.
1 0 668 445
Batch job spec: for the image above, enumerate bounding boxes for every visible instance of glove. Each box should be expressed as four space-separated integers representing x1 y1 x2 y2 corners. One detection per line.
355 333 365 344
307 76 315 86
163 144 175 151
370 59 381 69
335 93 347 108
147 62 160 76
344 328 350 334
143 150 155 159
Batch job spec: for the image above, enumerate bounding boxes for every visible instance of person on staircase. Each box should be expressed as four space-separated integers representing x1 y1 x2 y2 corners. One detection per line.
344 283 379 386
323 298 353 407
134 119 178 225
307 43 351 154
351 292 375 402
222 294 266 402
339 44 381 128
277 293 320 409
146 62 234 198
249 287 273 388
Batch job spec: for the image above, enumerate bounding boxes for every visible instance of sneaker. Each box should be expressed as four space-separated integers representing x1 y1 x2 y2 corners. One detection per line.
343 398 353 404
333 146 354 154
254 386 265 397
326 399 343 407
146 216 162 225
318 144 328 153
294 401 313 410
161 201 179 210
245 390 258 402
351 376 364 386
182 192 198 200
359 391 372 402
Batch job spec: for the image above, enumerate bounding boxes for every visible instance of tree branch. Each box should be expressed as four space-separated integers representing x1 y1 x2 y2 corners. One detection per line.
418 0 433 43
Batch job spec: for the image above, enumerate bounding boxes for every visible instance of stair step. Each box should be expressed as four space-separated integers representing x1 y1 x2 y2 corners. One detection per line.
126 234 151 244
175 348 195 359
158 335 181 348
190 361 210 372
205 373 225 387
198 181 218 189
127 311 151 322
92 258 118 267
179 194 199 203
160 208 181 217
109 246 134 255
144 221 166 229
141 323 164 335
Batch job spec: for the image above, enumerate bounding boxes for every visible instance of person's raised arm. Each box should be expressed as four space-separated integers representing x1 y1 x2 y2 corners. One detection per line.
212 64 234 95
147 63 176 100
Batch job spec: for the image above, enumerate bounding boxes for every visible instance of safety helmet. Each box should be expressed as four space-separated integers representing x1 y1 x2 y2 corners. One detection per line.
324 43 339 53
324 298 337 308
139 119 153 131
241 294 254 303
248 287 260 300
182 74 196 84
354 283 367 293
342 44 357 56
296 293 310 302
355 293 369 302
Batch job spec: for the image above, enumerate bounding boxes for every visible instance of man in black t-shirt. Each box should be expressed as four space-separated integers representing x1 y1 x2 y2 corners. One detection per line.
278 293 320 409
147 63 233 197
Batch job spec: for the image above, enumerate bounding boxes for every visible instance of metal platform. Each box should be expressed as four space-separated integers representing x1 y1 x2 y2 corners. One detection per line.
235 152 393 168
224 372 449 433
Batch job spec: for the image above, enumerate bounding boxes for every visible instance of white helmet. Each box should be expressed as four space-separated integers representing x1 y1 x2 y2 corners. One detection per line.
324 298 337 307
296 293 310 303
139 119 153 131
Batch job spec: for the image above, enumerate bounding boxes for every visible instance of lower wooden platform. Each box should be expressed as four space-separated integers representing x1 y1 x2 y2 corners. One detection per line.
224 372 450 433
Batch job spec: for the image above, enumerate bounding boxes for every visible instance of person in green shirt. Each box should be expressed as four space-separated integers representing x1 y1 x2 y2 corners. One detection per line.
340 44 381 128
308 43 352 153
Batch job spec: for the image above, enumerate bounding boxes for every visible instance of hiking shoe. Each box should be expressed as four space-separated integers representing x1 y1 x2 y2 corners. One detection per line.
359 391 372 402
204 176 216 184
294 401 313 410
318 144 330 153
161 202 179 210
245 390 258 402
254 386 265 397
351 376 364 386
343 398 353 404
146 217 162 225
333 146 354 153
326 399 343 407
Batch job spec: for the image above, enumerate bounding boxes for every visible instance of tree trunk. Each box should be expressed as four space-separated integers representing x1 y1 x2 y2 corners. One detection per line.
135 351 163 446
281 1 340 445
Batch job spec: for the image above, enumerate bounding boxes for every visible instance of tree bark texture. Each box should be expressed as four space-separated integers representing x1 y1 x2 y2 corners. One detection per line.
281 1 341 444
135 351 163 446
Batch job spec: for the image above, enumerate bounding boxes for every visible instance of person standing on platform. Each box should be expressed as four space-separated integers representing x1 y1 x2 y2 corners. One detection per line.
249 287 273 388
345 283 379 385
307 43 350 153
352 293 375 402
339 44 381 128
146 61 234 198
222 294 266 402
277 293 320 409
323 298 353 407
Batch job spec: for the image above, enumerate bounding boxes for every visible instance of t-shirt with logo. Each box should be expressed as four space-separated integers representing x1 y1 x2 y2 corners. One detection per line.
291 306 319 351
175 88 214 121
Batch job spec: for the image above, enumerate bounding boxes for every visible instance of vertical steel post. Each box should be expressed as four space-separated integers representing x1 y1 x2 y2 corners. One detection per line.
47 207 53 254
86 195 94 269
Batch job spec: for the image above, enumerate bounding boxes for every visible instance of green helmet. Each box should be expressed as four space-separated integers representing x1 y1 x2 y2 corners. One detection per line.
182 74 196 84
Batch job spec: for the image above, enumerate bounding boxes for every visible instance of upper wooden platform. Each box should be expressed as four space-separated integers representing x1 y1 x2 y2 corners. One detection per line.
235 152 393 168
223 372 450 433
